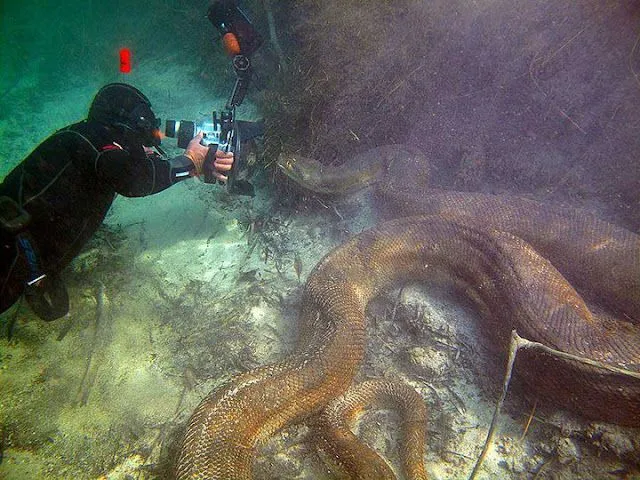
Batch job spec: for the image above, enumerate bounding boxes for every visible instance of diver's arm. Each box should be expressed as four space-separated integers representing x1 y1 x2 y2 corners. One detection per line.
94 147 198 197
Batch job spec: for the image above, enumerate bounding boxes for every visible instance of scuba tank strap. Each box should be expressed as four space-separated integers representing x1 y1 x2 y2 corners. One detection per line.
0 195 69 321
0 195 31 234
0 196 44 286
16 233 46 286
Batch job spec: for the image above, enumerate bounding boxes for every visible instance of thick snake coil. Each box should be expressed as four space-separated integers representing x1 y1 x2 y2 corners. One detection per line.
175 148 640 479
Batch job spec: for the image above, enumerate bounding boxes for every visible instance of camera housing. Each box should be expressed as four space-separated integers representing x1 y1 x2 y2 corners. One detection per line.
164 112 264 197
165 112 233 150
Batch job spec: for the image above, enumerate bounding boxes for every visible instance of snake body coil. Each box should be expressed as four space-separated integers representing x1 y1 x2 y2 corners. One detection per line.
176 188 640 478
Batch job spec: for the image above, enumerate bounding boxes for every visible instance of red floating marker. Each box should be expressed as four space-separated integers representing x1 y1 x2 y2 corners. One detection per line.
119 48 132 73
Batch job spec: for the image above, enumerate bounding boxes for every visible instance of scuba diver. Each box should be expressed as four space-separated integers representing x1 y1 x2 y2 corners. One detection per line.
0 83 234 321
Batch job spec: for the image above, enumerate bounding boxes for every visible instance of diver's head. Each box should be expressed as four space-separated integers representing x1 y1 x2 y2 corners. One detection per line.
88 83 161 147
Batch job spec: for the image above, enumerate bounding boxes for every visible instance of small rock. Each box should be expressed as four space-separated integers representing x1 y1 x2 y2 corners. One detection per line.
556 437 581 465
407 346 449 378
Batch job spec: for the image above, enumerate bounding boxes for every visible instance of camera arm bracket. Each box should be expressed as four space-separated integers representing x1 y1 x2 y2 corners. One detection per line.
226 54 252 109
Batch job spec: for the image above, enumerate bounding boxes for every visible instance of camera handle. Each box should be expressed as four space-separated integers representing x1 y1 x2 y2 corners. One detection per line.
200 107 236 186
202 143 221 184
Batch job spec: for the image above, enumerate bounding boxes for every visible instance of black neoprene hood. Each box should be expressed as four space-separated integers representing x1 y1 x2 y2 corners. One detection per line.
88 83 160 146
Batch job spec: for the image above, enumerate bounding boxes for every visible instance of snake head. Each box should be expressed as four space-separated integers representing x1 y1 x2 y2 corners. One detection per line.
277 153 313 184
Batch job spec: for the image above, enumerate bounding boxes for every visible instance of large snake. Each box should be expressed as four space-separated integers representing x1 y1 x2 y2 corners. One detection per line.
175 146 640 479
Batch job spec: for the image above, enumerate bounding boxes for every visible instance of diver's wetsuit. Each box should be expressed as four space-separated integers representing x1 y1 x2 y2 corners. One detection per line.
0 120 195 319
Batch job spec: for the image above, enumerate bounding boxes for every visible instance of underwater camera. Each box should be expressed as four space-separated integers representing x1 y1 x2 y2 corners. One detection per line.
164 112 264 197
164 1 265 197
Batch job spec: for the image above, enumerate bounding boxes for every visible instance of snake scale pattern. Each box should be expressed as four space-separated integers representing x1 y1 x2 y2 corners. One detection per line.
174 148 640 479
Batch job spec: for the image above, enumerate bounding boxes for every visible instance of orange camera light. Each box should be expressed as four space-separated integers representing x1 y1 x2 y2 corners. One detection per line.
119 48 132 73
222 32 241 56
